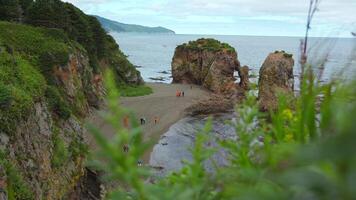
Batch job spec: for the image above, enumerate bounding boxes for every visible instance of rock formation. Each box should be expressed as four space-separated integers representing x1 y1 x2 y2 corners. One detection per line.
171 38 242 94
0 50 102 199
258 51 294 111
239 65 250 90
185 94 235 116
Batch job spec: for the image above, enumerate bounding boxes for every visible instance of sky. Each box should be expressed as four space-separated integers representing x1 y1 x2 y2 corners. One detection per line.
65 0 356 37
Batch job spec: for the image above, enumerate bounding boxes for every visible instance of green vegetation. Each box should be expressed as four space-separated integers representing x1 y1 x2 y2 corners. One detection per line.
0 22 72 81
179 38 236 53
283 53 293 58
0 47 46 134
89 69 356 199
51 129 69 168
0 83 12 109
0 151 34 200
95 15 175 34
0 0 22 22
45 86 71 120
0 0 137 83
274 50 293 58
68 135 89 161
0 0 141 84
118 85 153 97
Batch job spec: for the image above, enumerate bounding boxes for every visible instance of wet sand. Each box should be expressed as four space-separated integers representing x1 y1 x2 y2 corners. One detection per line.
87 83 210 161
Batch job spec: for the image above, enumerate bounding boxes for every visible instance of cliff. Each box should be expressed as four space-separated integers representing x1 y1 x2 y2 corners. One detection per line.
0 5 144 197
172 38 241 94
0 21 103 199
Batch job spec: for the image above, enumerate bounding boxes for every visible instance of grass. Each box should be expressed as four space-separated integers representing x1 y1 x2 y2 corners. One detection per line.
0 21 72 77
118 85 153 97
0 151 34 200
0 49 46 134
45 86 71 120
51 129 69 168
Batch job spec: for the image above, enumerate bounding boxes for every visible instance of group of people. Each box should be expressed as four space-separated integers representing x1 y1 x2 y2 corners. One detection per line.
176 90 185 97
140 116 159 125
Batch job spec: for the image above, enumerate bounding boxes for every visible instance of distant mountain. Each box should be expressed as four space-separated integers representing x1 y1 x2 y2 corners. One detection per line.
94 15 175 34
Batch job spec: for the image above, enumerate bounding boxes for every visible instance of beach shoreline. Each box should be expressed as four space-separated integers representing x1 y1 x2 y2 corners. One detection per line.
87 82 211 161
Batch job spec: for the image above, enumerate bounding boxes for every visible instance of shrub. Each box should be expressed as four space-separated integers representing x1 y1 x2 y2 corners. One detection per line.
180 38 236 53
68 136 89 160
283 53 293 58
0 83 13 109
45 86 71 120
51 130 69 168
0 151 34 200
0 50 46 134
0 22 71 79
118 85 153 97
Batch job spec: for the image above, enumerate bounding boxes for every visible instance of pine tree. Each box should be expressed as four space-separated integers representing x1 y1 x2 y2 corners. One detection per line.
27 0 69 29
0 0 21 22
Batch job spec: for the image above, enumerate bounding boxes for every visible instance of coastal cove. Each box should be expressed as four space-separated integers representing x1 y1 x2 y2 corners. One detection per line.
1 0 355 199
113 33 355 84
87 83 211 162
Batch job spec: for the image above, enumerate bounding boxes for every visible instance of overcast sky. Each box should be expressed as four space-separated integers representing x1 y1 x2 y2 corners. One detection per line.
65 0 355 37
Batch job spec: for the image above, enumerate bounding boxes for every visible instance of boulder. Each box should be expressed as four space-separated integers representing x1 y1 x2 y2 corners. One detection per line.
172 38 241 94
238 65 250 90
258 51 294 111
185 94 235 116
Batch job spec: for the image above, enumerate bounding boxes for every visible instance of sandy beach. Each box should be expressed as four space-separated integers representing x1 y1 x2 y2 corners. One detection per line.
87 83 210 160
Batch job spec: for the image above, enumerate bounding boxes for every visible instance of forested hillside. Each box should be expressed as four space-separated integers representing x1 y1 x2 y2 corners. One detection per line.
0 0 143 85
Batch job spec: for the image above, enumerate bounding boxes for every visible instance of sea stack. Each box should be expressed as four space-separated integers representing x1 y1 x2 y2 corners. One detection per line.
239 65 250 90
258 51 294 111
171 38 241 94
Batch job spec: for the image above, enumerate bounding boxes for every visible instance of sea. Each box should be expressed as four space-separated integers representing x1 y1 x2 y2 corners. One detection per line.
112 33 356 84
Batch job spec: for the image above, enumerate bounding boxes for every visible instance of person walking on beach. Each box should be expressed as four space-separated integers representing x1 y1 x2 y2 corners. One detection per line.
154 116 159 124
140 118 146 125
182 91 185 97
123 144 129 153
123 115 129 128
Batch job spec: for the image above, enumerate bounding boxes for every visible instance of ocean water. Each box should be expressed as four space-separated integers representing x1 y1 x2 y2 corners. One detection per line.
112 33 355 84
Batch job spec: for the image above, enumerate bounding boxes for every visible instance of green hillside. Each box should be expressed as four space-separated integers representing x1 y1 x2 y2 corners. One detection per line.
95 15 175 34
0 0 142 85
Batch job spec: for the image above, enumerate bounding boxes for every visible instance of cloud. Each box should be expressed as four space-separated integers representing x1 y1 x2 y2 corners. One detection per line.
64 0 356 37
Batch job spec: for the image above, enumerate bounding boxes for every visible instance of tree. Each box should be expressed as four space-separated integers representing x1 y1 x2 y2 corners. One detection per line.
0 0 21 22
27 0 69 29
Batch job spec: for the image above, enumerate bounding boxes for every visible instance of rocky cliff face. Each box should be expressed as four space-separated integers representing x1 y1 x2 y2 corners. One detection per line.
258 51 294 111
4 101 86 199
172 38 242 94
0 48 105 199
53 51 104 111
0 9 143 199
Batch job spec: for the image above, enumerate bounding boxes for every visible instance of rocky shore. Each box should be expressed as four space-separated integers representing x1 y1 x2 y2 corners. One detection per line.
148 39 295 177
149 113 237 177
